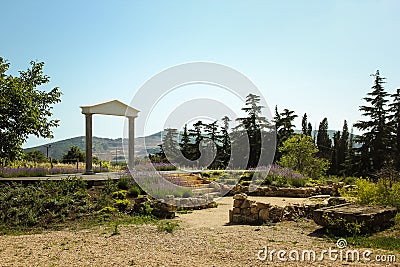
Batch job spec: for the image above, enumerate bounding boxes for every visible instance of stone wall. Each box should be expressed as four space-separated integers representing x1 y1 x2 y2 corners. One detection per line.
227 183 344 198
229 193 345 225
133 195 217 219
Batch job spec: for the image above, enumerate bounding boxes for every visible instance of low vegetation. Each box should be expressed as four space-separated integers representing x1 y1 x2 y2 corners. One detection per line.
0 177 157 235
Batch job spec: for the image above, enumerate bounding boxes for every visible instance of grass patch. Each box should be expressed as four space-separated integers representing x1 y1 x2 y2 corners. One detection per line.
347 236 400 252
157 220 179 233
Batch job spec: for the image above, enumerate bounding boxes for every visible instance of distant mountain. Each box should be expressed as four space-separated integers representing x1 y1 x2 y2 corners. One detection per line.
25 132 164 161
25 129 359 161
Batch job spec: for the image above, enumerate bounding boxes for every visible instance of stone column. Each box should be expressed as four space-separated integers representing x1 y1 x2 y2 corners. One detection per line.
128 117 135 169
85 113 94 174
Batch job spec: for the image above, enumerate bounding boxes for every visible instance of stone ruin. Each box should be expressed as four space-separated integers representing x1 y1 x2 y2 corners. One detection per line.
313 203 397 233
229 193 398 234
229 193 345 225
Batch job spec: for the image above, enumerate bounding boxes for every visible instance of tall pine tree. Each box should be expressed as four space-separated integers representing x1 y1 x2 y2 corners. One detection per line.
274 107 297 161
354 70 390 177
388 88 400 170
234 94 269 168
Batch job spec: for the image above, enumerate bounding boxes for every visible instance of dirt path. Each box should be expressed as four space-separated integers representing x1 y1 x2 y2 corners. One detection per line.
175 196 308 229
0 197 397 266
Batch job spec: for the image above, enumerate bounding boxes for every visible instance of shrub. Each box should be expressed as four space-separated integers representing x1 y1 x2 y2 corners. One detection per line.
202 172 210 178
128 185 141 198
117 177 131 190
182 190 193 198
114 199 131 212
340 178 400 210
288 177 307 187
112 190 127 200
0 178 90 228
98 206 118 214
241 181 251 186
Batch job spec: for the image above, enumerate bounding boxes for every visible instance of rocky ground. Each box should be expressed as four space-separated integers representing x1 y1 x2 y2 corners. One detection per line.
0 197 398 266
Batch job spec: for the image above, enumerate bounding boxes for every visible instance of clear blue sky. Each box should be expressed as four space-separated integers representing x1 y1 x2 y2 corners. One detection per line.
1 1 399 148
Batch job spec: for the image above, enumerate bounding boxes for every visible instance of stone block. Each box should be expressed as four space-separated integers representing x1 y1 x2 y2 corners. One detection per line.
241 208 251 216
257 202 270 209
250 205 259 215
259 209 269 222
233 193 247 200
233 199 242 208
241 200 251 209
232 214 242 223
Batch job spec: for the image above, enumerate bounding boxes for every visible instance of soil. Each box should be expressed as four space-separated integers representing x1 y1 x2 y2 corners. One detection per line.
0 196 398 266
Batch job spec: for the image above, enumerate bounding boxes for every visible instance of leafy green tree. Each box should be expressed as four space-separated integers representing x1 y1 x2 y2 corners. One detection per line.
0 57 62 162
62 146 85 163
354 70 390 177
24 150 47 163
279 134 329 179
388 88 400 170
316 118 332 160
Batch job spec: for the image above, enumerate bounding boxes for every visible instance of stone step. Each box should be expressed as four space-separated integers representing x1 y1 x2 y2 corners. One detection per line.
192 187 216 195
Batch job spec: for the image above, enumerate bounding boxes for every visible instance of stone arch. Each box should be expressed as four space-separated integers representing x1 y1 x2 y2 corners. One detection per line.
80 100 139 174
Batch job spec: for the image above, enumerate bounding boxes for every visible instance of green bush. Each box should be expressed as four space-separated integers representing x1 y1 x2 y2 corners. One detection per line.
342 176 358 185
340 178 400 210
201 172 210 178
114 199 131 212
288 177 307 187
127 185 141 198
241 181 251 186
112 190 127 200
0 178 90 228
98 206 118 214
182 190 193 198
117 177 131 190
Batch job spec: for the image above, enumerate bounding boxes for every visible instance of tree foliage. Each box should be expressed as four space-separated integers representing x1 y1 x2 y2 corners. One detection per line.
316 117 332 160
354 70 390 177
62 146 85 163
24 150 47 163
0 57 61 162
274 107 297 161
388 88 400 170
279 134 329 178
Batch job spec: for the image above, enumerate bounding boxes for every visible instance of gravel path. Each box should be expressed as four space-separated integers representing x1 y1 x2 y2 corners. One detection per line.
0 197 398 266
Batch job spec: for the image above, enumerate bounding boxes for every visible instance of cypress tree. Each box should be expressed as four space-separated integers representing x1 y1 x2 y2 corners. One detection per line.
302 113 308 135
316 118 332 160
307 122 313 137
180 124 191 161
